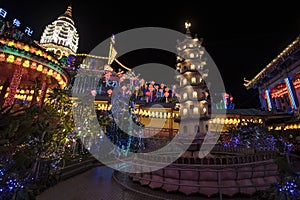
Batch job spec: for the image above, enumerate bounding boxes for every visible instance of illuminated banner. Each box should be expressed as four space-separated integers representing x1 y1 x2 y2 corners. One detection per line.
0 7 34 36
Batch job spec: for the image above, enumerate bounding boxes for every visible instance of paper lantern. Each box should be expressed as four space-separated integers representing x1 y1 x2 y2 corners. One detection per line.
107 89 113 95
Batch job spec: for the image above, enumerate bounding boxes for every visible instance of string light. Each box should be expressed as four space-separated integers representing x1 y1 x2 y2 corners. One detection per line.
245 36 300 89
2 65 23 109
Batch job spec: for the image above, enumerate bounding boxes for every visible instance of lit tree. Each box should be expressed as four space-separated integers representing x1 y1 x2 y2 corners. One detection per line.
0 87 75 199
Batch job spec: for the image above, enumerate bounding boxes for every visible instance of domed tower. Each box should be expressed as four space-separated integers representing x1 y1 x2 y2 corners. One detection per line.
176 21 210 136
39 3 79 58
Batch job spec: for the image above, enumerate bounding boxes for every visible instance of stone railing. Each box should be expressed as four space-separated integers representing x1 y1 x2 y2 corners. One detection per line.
135 150 277 166
129 150 279 197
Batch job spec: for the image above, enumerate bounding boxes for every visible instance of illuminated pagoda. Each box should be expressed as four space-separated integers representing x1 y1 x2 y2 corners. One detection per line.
176 21 210 134
127 22 280 198
39 3 79 58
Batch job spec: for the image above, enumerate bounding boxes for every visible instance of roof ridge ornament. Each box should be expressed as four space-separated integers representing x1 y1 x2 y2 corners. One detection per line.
185 21 192 37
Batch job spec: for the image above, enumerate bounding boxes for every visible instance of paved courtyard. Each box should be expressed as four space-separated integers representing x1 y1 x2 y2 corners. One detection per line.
36 166 158 200
37 165 260 200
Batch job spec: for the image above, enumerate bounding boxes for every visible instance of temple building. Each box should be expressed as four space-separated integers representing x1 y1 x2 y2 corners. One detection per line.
244 36 300 114
0 18 69 109
39 4 79 58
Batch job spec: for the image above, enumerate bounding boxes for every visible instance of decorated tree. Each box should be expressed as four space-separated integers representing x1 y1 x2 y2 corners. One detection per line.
0 87 75 199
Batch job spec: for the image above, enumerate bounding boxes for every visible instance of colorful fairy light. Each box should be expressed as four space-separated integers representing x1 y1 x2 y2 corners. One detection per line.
285 77 297 109
275 176 300 199
265 89 272 111
2 65 23 109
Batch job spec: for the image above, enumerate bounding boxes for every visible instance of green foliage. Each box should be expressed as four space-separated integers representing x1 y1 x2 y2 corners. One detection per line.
0 87 75 199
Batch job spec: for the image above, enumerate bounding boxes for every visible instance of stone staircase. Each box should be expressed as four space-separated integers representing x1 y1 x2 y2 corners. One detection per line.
59 154 102 181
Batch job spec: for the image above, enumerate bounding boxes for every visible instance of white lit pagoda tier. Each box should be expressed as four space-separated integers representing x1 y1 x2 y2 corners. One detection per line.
39 4 79 58
176 22 210 135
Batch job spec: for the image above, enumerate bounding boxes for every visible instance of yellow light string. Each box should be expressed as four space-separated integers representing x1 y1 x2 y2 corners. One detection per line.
114 58 131 71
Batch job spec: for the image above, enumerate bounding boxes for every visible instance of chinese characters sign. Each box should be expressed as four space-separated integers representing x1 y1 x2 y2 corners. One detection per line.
0 7 34 37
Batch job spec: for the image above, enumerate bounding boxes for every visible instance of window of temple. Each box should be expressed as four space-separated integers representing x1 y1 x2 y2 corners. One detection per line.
183 108 188 115
193 107 199 114
193 91 197 98
191 77 196 83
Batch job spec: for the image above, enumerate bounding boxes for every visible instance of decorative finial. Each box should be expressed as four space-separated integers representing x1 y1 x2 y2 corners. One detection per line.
185 21 191 29
64 5 73 18
185 21 191 37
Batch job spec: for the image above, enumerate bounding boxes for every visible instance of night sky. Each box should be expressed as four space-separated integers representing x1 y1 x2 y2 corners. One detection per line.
1 0 300 108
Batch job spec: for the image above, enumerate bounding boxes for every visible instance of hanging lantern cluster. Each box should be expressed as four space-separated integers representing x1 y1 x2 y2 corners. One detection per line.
0 39 69 89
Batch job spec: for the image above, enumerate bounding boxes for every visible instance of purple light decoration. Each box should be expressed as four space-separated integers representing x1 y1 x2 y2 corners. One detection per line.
284 77 297 109
265 89 272 111
276 177 300 198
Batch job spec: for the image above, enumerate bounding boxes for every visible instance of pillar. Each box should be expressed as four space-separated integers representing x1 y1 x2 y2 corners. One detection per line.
258 88 267 110
3 65 23 110
38 81 47 107
265 89 272 111
284 77 298 109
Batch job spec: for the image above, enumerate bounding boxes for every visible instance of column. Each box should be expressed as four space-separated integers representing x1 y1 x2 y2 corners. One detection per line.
265 89 272 111
38 81 47 107
258 88 267 110
3 65 23 110
284 77 298 109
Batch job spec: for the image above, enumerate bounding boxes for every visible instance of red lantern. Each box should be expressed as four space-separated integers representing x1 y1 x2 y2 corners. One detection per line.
0 53 5 61
277 83 286 89
145 91 151 96
30 62 37 69
52 71 57 78
105 72 111 77
164 92 169 103
107 89 113 95
224 93 229 98
294 73 300 80
164 91 169 97
91 90 97 96
270 88 277 94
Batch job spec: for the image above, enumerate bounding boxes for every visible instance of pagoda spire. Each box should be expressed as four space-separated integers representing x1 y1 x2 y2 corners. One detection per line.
40 0 79 57
185 21 192 38
57 1 75 25
63 1 73 18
